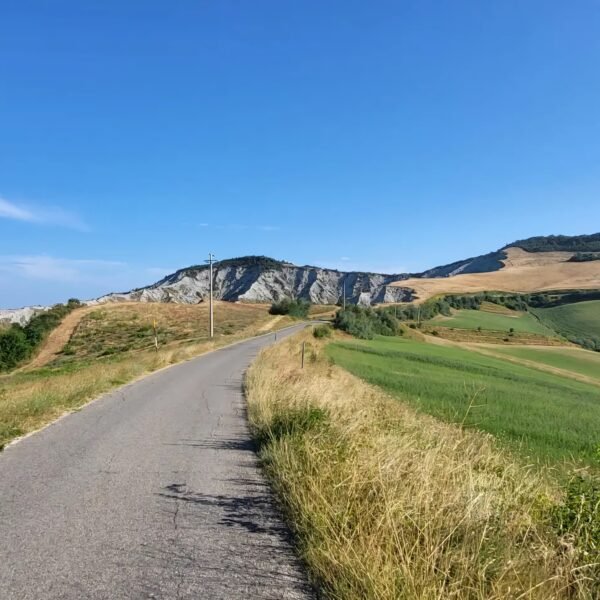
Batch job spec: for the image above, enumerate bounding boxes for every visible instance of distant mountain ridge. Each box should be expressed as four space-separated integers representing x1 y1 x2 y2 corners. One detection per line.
3 233 599 323
95 256 413 307
91 232 600 307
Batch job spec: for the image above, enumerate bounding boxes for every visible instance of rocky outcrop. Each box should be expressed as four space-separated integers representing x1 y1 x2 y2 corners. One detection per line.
0 306 49 326
94 257 414 307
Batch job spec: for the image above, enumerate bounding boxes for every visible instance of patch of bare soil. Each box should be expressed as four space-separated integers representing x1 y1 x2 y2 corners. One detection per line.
26 306 98 369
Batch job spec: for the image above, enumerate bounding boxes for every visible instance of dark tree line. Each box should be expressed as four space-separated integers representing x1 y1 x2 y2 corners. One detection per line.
269 299 311 318
509 233 600 253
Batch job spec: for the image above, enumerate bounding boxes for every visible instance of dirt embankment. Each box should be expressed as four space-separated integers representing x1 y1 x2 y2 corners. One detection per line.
26 306 98 369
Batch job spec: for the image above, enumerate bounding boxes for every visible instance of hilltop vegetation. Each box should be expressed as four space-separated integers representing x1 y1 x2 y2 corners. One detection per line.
508 232 600 253
182 255 289 273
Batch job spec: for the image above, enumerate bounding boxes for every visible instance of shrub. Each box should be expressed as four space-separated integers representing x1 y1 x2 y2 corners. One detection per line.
0 326 30 370
313 324 332 339
269 299 311 318
334 306 401 340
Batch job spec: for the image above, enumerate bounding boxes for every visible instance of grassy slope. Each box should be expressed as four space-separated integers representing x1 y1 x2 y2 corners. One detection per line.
57 302 270 363
327 336 600 467
491 346 600 382
246 330 596 599
433 307 553 334
0 302 287 449
534 299 600 339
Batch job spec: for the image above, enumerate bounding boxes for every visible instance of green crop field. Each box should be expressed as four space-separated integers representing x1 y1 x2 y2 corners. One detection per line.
327 336 600 468
491 345 600 382
534 300 600 341
432 308 553 335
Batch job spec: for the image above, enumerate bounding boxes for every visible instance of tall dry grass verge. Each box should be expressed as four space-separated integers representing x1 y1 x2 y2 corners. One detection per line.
245 331 597 599
0 317 292 449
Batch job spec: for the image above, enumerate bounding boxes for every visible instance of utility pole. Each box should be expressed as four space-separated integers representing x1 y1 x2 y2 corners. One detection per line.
153 318 159 352
205 253 216 338
343 281 346 310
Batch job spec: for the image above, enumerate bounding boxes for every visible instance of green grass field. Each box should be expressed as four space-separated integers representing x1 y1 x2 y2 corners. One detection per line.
534 300 600 341
433 308 553 335
327 336 600 468
491 345 600 382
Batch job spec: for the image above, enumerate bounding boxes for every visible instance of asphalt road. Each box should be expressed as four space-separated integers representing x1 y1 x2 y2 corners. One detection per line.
0 325 314 599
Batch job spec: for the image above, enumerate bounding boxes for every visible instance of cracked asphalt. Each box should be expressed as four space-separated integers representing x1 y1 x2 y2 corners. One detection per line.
0 325 314 599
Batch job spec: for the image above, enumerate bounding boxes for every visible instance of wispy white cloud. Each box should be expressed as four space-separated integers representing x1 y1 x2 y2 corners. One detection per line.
0 196 89 231
0 256 178 307
0 255 125 282
0 198 34 221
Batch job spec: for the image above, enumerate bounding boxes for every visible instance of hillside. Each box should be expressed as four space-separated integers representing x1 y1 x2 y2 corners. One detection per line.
392 247 600 302
94 255 412 307
97 234 600 309
533 300 600 350
4 234 600 324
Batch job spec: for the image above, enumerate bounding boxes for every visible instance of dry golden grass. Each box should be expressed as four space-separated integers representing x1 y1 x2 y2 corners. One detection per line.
391 247 600 303
58 301 273 363
308 305 338 320
246 330 597 599
0 302 291 448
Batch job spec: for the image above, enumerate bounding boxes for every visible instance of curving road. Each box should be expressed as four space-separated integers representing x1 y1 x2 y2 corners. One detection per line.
0 325 313 599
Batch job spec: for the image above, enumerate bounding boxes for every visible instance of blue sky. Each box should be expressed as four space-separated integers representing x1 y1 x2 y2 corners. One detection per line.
1 1 599 307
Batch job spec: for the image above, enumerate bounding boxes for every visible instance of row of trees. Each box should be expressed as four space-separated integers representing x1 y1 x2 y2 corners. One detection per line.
0 299 81 371
510 233 600 253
